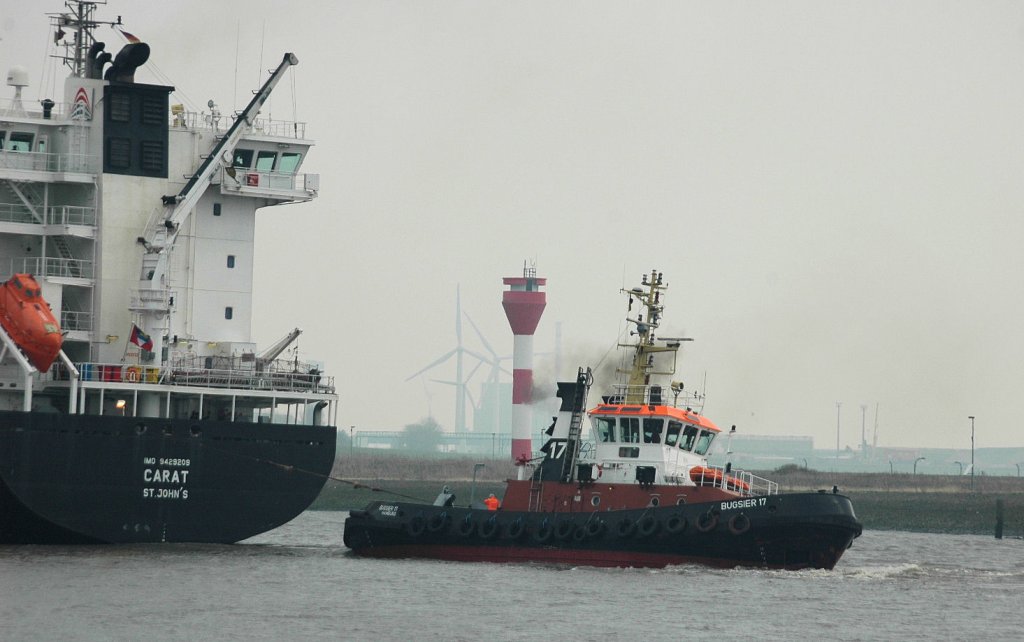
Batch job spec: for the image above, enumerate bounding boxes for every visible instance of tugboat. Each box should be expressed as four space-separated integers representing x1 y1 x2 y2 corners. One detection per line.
344 270 862 569
0 2 337 543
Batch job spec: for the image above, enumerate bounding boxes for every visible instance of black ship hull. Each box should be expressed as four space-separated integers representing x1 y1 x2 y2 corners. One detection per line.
0 410 336 544
343 491 862 570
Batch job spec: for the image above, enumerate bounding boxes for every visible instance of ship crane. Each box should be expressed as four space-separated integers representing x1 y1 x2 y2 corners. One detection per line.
255 328 302 372
134 53 301 359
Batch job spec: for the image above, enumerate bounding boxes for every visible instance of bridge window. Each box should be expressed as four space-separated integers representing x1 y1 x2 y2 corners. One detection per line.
233 149 254 168
255 150 276 171
594 417 616 443
278 152 302 173
665 421 682 446
226 255 235 268
619 417 640 443
679 425 699 451
7 132 33 151
694 430 715 456
213 203 221 216
642 418 663 444
225 306 233 320
618 446 639 458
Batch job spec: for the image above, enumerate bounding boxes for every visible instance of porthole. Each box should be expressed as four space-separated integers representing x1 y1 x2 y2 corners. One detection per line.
590 495 601 507
676 497 687 506
650 497 660 507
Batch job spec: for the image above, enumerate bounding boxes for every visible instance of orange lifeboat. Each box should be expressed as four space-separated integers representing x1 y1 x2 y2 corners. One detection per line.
0 274 63 372
689 465 751 492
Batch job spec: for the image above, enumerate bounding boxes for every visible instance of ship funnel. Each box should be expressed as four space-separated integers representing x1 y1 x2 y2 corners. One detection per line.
104 42 150 83
502 263 547 477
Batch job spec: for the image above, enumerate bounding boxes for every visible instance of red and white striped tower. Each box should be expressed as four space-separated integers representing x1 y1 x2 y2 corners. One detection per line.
502 264 546 478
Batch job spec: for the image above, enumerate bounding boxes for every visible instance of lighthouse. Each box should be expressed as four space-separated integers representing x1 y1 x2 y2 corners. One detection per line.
502 264 546 478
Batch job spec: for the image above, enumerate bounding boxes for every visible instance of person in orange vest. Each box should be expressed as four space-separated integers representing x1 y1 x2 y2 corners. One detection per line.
484 493 500 511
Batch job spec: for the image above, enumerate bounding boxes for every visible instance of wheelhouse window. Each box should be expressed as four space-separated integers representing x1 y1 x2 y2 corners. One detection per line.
642 418 663 444
224 306 233 320
693 430 715 456
618 446 640 458
7 132 33 151
278 152 302 173
226 255 235 268
679 425 699 451
255 150 276 171
594 417 616 443
664 420 682 446
619 417 640 444
232 149 254 168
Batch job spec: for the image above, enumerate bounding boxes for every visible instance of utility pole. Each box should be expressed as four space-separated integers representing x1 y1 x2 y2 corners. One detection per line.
968 415 975 490
860 404 867 460
835 402 842 470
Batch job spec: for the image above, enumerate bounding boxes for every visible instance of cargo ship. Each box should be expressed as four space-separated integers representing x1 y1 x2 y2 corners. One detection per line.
0 2 337 543
344 270 862 569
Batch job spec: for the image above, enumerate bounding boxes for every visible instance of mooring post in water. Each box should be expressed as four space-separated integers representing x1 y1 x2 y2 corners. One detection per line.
994 498 1004 539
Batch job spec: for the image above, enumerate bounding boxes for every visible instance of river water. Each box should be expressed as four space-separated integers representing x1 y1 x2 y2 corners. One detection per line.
2 511 1022 641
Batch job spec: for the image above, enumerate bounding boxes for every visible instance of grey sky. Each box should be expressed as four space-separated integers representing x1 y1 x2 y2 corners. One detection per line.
3 1 1022 449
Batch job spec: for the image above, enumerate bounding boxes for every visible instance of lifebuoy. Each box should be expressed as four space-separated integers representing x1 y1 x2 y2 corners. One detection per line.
696 511 718 533
427 511 449 533
665 514 687 534
637 514 659 537
533 520 553 543
478 516 498 539
616 518 636 538
505 518 525 539
555 520 575 540
406 515 426 537
124 366 140 383
728 512 751 535
457 516 475 537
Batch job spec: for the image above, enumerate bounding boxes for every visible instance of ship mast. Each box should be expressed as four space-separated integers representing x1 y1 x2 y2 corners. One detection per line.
618 270 685 403
49 1 122 78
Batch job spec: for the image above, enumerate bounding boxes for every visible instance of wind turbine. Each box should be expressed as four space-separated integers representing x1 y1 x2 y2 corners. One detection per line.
406 286 496 432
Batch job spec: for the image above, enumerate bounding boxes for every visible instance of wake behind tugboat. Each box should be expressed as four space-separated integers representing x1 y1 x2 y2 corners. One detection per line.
344 269 862 569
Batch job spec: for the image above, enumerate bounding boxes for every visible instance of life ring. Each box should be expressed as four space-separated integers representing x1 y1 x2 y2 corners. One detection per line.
665 514 687 534
478 516 498 539
637 514 659 537
616 518 636 538
585 519 605 538
406 515 426 538
555 520 575 540
533 520 553 543
457 516 475 537
505 517 525 540
696 511 718 532
427 511 449 533
728 512 751 535
124 366 140 383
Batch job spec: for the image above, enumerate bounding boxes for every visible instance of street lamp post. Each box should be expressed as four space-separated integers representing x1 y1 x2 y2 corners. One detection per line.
350 425 354 455
914 456 926 475
968 416 975 490
888 459 893 474
954 461 963 475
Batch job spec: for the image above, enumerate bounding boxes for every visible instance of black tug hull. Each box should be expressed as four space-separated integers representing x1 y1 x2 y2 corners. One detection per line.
344 491 862 570
0 410 337 544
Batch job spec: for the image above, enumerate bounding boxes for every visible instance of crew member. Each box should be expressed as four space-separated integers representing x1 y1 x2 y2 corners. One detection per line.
484 493 500 511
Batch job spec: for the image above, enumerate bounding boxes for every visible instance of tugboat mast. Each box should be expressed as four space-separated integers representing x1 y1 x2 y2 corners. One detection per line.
619 269 686 403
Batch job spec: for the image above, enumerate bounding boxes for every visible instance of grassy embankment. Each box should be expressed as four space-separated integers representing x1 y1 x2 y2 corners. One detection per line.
312 453 1024 537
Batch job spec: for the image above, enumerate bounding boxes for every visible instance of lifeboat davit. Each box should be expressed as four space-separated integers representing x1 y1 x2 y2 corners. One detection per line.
689 465 751 492
0 274 63 371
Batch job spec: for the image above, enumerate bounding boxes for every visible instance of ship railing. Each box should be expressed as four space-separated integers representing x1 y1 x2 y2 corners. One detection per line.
170 109 309 139
46 361 335 395
59 310 92 332
606 383 706 411
0 257 94 280
691 464 779 496
0 203 97 227
220 168 319 195
0 99 70 119
0 149 96 174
